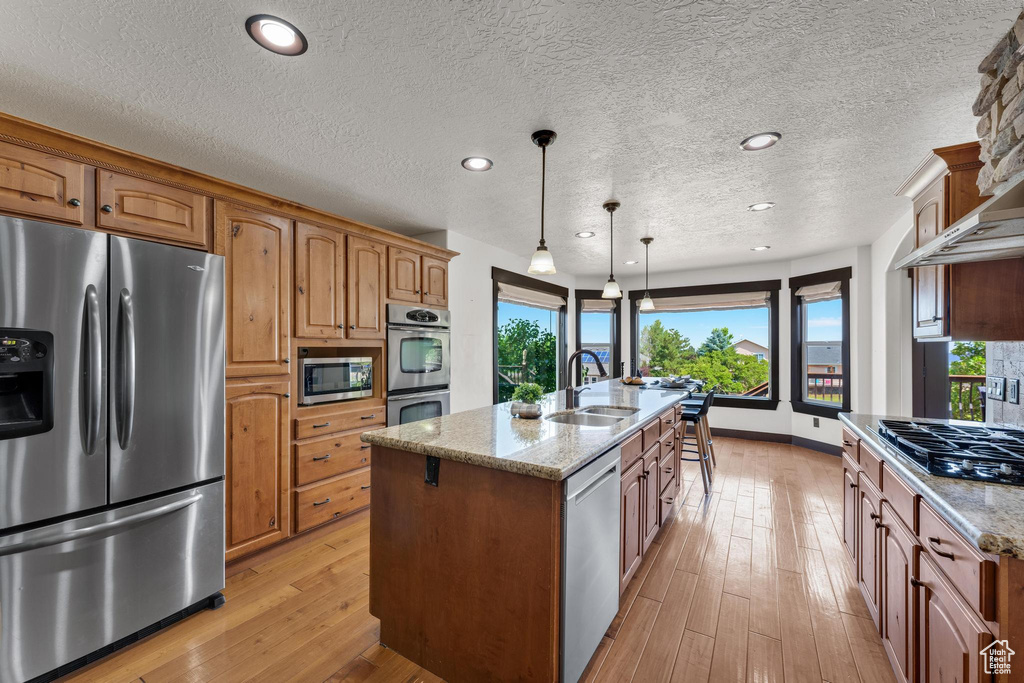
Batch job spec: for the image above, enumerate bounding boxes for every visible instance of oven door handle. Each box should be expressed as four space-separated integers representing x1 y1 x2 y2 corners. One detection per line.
387 390 451 402
387 325 451 334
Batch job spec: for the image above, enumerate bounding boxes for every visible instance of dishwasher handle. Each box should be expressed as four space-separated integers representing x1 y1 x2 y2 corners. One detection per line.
570 467 617 506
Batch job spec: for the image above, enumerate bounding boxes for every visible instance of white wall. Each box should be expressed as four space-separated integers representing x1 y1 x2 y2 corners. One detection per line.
416 230 577 414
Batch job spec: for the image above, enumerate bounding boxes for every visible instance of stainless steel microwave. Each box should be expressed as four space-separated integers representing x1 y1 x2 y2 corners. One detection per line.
300 357 373 405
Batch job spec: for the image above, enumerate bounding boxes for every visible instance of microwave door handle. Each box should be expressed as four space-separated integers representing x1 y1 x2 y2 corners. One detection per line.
81 284 103 455
115 288 136 450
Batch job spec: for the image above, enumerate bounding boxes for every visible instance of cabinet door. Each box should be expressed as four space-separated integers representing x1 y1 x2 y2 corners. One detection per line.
913 177 947 339
225 379 290 561
620 458 643 593
421 255 449 307
881 504 919 683
294 222 345 339
0 140 84 223
642 449 661 553
917 553 992 683
216 201 291 377
388 246 421 303
842 460 858 564
96 170 209 249
857 474 882 629
347 236 386 339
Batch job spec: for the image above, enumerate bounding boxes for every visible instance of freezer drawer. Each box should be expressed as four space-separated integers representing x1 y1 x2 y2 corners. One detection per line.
0 482 224 683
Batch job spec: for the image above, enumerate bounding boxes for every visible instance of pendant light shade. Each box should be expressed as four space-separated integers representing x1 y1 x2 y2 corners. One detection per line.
601 200 622 299
639 237 655 311
527 130 557 275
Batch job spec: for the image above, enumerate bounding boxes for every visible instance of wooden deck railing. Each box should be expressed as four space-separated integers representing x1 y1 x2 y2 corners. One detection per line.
806 373 843 403
949 374 986 422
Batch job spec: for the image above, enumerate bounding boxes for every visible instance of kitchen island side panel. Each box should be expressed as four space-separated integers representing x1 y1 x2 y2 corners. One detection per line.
369 445 562 683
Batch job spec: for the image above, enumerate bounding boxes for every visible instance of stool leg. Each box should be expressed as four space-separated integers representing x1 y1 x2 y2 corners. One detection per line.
696 419 711 495
704 417 717 468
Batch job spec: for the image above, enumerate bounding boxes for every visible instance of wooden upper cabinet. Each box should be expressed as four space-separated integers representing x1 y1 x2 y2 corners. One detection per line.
225 379 290 561
347 236 386 339
421 256 449 307
216 201 291 377
388 246 421 303
913 177 947 339
294 223 345 340
96 170 209 249
0 140 84 223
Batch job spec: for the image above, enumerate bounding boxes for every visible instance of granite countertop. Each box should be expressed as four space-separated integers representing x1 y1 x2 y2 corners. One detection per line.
361 380 689 481
841 413 1024 559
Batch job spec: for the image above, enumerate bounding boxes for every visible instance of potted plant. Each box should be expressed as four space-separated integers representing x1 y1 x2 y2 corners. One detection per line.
510 382 544 419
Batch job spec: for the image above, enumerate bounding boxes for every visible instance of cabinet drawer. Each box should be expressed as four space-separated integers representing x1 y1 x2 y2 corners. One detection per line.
97 170 209 249
659 453 677 495
842 427 860 464
659 430 675 462
294 468 371 533
641 419 661 453
918 500 996 621
660 484 677 524
881 466 918 533
294 430 373 486
621 431 643 471
294 405 385 439
659 409 675 434
860 440 883 491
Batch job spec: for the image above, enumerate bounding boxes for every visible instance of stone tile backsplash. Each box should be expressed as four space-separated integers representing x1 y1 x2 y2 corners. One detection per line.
988 342 1024 425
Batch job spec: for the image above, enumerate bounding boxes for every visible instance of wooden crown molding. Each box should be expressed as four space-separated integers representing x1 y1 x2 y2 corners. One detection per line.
0 111 458 260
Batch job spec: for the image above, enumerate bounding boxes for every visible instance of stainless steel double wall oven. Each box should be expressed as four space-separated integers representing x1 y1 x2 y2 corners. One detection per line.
386 304 451 425
0 217 226 683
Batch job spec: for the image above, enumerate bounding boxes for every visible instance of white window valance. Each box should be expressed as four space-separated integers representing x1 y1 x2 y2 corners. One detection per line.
795 281 841 303
650 290 770 313
580 298 616 312
497 282 566 310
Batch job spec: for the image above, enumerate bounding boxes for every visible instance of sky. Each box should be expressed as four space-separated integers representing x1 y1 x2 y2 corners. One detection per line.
497 301 560 336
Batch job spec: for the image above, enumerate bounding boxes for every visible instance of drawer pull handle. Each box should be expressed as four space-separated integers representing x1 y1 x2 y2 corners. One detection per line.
361 445 371 450
843 440 855 447
313 422 331 429
663 497 674 504
928 537 955 561
361 485 371 490
312 454 331 462
361 414 377 420
910 577 924 588
313 498 331 506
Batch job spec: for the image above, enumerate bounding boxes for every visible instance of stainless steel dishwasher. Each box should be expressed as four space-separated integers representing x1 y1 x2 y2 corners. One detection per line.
561 446 621 682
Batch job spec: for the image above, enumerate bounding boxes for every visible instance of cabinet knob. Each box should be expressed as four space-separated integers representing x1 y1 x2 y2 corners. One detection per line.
67 198 81 207
931 315 939 322
101 204 113 213
284 393 290 398
284 358 290 364
849 482 857 489
338 324 345 329
910 577 924 588
869 512 879 520
874 521 885 529
350 325 356 330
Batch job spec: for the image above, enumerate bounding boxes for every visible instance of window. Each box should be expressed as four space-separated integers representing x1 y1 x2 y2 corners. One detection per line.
492 268 568 404
791 267 851 418
629 280 781 410
575 291 621 384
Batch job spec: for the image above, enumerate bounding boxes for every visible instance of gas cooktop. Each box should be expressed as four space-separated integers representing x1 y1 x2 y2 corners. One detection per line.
876 419 1024 485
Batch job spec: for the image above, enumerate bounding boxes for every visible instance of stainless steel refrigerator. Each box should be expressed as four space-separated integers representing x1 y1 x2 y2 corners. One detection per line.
0 217 226 683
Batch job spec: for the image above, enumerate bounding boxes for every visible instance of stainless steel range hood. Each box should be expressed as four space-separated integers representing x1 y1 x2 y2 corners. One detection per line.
895 174 1024 269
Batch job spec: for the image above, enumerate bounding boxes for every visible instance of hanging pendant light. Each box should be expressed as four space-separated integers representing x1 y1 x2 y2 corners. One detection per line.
639 237 655 311
528 130 557 275
601 200 622 299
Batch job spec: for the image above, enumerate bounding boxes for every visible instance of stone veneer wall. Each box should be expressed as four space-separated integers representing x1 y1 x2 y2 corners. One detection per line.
987 342 1024 425
976 12 1024 195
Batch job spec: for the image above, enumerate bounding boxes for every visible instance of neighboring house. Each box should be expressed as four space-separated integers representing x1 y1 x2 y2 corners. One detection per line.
732 339 769 362
806 341 843 374
580 343 611 383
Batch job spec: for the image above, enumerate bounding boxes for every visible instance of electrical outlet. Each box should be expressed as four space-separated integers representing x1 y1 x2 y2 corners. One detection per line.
813 417 820 428
1010 379 1020 405
988 376 1006 402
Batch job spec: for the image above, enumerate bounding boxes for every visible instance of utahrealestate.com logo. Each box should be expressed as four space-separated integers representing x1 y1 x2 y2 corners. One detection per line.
982 639 1015 675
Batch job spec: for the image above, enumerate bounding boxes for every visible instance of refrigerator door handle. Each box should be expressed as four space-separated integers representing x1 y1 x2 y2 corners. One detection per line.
115 287 136 450
81 284 103 455
0 493 202 557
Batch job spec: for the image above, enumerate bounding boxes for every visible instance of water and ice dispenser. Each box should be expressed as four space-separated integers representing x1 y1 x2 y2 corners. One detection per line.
0 329 54 439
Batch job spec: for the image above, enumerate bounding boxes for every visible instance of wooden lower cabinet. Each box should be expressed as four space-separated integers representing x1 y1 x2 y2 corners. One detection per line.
917 553 992 683
881 502 919 683
294 468 371 533
225 378 290 561
620 457 644 592
858 473 883 629
843 455 859 563
642 449 661 553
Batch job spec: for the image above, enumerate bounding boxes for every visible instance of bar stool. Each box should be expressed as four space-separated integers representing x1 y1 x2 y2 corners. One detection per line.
681 389 716 468
679 390 715 495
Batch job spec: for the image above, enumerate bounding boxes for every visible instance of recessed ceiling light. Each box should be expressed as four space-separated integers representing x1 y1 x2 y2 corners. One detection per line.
246 15 308 56
461 157 493 171
624 259 639 265
575 231 595 239
747 202 776 212
751 245 771 251
740 132 781 151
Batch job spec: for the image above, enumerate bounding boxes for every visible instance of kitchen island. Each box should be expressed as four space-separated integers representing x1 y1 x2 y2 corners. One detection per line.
361 380 689 683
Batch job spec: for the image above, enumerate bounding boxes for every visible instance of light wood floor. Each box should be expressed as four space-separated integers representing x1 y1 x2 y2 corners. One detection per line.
63 437 896 683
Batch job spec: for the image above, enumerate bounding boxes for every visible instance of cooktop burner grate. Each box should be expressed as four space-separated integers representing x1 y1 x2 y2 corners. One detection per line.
876 419 1024 485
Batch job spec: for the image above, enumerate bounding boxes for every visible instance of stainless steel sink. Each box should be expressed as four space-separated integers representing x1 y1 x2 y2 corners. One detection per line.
580 406 640 417
545 412 624 427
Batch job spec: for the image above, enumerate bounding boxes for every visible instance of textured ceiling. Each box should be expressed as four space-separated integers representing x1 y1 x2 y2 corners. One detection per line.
0 0 1019 275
